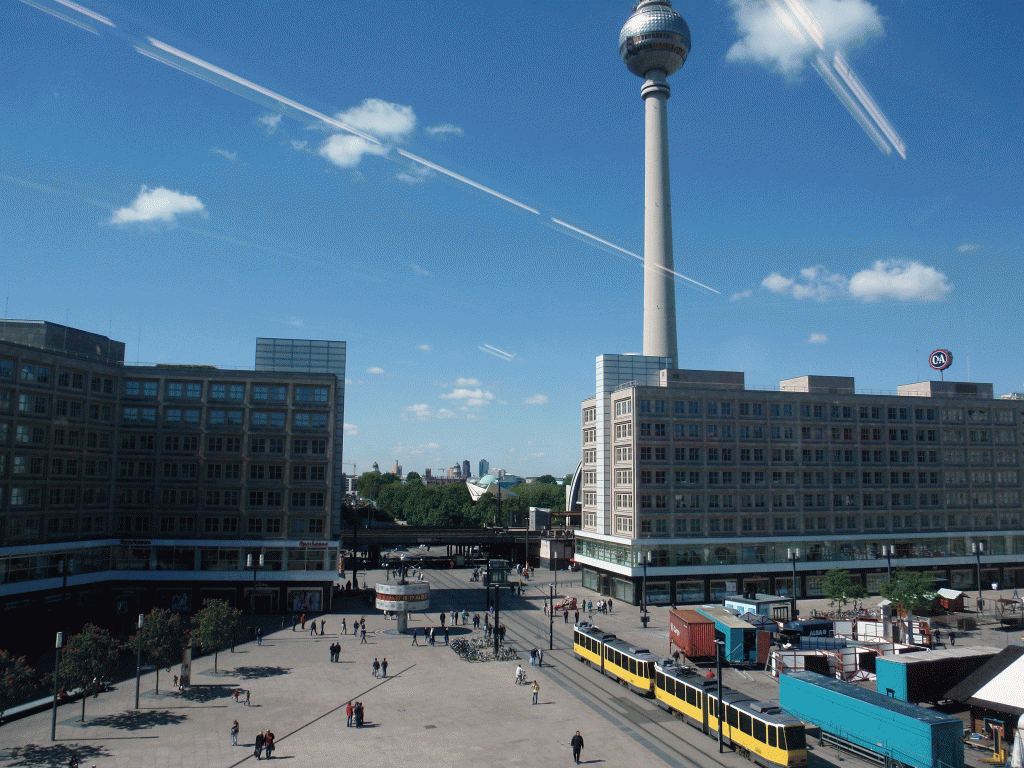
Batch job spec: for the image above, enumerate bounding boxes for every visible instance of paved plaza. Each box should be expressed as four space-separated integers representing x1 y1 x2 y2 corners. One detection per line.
1 562 1019 768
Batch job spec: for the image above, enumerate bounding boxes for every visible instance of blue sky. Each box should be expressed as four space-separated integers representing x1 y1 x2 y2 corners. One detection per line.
2 0 1021 478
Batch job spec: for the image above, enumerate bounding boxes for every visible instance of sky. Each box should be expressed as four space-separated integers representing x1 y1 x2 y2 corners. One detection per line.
2 0 1021 479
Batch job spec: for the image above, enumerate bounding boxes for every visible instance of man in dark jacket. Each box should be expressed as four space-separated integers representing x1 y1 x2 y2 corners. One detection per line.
570 731 584 764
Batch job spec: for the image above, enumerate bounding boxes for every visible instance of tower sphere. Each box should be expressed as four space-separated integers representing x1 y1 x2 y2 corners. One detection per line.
619 0 691 78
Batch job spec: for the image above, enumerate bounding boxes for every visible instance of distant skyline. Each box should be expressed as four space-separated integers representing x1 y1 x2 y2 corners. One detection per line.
3 0 1021 477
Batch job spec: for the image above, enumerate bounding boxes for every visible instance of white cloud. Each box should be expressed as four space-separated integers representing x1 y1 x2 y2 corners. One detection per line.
465 413 482 421
762 272 796 294
762 265 847 301
259 113 282 132
848 260 952 301
397 163 432 185
367 367 385 375
411 264 431 276
524 394 549 405
426 123 464 137
726 0 884 75
441 387 495 407
957 243 979 253
318 134 389 168
290 140 308 151
807 333 829 344
436 408 457 419
338 98 416 140
287 317 304 327
730 289 753 302
417 344 431 352
343 423 358 436
402 404 431 421
211 148 237 162
456 378 480 387
108 186 206 225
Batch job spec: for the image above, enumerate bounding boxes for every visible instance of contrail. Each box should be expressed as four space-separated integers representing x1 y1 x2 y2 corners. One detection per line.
811 54 893 157
832 52 906 159
15 0 718 294
478 344 515 361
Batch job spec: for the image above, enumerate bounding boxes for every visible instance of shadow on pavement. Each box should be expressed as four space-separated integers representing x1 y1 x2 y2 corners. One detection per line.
79 709 188 730
176 684 237 703
232 666 292 680
0 743 111 768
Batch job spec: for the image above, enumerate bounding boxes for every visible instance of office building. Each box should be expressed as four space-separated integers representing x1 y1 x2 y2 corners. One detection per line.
479 459 489 478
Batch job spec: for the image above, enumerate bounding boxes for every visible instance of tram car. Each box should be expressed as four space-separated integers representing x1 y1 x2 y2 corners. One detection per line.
572 624 808 768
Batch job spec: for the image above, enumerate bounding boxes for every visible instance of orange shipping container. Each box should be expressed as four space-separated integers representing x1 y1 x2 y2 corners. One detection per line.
669 609 716 659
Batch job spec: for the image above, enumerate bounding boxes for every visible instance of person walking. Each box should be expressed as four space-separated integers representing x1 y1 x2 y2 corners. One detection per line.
346 700 354 727
372 658 380 678
950 630 956 646
341 618 347 636
360 626 367 644
411 627 419 646
256 627 263 646
292 614 297 631
564 608 569 623
381 658 388 678
574 610 580 624
538 648 544 666
320 618 326 635
532 680 540 705
355 701 364 727
245 689 251 706
230 720 239 746
440 611 446 628
300 613 306 630
310 620 317 637
254 730 265 760
263 729 275 759
608 599 613 612
570 731 584 764
444 627 449 645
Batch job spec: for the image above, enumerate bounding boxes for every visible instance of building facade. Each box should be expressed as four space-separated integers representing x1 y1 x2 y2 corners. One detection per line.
574 354 1024 606
479 459 489 478
0 322 341 620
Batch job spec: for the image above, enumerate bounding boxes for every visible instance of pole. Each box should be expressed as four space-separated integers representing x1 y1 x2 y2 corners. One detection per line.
549 584 554 651
51 632 62 741
975 542 984 613
642 552 648 626
133 614 144 709
716 639 724 752
788 547 799 620
493 579 501 656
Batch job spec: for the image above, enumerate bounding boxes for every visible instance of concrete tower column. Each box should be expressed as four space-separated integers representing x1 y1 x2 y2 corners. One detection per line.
641 70 677 367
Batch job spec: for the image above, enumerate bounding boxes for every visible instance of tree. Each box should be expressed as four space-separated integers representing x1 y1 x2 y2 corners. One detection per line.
58 624 118 721
192 599 243 673
405 471 422 484
536 474 557 485
355 472 383 501
822 569 867 611
880 568 936 618
0 649 36 722
127 608 189 695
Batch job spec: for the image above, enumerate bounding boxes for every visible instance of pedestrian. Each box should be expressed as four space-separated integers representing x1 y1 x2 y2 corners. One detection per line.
538 648 544 666
530 648 537 667
360 626 367 644
574 610 579 624
440 611 445 627
373 658 380 678
173 674 179 689
499 624 506 643
346 700 354 727
532 680 540 705
320 618 326 635
950 630 956 646
473 614 480 629
564 609 569 623
300 613 306 630
341 618 347 636
608 599 613 612
429 627 435 646
233 688 240 703
256 627 263 646
360 617 366 630
355 701 364 727
570 731 584 764
263 729 275 759
444 627 449 645
292 615 297 631
254 730 265 760
231 720 239 746
280 616 285 631
412 627 419 646
381 658 388 678
310 621 317 636
245 689 251 706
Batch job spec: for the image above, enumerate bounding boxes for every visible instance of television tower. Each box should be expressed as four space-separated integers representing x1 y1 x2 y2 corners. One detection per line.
620 0 691 368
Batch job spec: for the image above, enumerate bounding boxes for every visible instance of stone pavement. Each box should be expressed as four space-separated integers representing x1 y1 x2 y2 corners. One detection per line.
2 562 1018 768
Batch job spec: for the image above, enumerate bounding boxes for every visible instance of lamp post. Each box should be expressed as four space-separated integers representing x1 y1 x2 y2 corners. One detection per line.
51 631 63 741
881 544 893 582
134 614 144 709
247 553 264 615
549 583 555 651
787 548 800 620
493 578 501 656
973 541 986 614
715 638 724 753
641 551 651 627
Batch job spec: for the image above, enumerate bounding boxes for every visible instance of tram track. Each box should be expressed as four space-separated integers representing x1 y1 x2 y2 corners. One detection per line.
425 569 749 768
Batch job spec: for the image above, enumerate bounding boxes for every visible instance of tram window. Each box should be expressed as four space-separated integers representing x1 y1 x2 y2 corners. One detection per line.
645 661 654 679
740 713 752 735
777 727 786 750
629 658 637 675
727 707 739 728
664 677 674 697
687 687 697 707
753 719 766 743
768 726 777 748
784 726 806 750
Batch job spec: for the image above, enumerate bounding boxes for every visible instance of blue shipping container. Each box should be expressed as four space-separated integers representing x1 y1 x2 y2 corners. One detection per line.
780 671 964 768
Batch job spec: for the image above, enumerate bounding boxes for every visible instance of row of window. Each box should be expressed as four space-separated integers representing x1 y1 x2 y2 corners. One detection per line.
600 468 1021 488
619 421 1014 445
124 380 330 403
121 515 324 535
1 360 116 395
122 406 329 428
621 445 1017 467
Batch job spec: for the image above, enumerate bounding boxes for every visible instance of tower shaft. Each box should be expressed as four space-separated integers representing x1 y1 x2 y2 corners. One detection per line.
641 71 677 367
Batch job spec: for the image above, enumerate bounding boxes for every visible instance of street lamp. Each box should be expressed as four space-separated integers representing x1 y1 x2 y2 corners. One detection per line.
787 548 800 620
247 553 264 615
715 638 725 753
973 541 986 614
881 544 893 581
51 631 63 741
641 551 652 627
134 614 144 709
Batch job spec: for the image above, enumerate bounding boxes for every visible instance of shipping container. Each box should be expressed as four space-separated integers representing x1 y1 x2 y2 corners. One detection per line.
874 646 1001 703
780 671 965 768
669 608 716 659
697 605 758 664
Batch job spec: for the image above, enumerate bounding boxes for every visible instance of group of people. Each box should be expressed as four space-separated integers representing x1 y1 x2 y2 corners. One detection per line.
345 700 366 727
410 626 449 645
371 657 388 678
253 728 275 759
329 642 343 662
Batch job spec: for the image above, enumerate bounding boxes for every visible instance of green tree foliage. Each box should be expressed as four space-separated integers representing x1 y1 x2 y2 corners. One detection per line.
127 608 189 695
536 474 557 485
0 649 36 720
822 569 867 610
880 568 936 617
192 599 243 673
58 624 118 721
355 472 384 501
405 471 422 484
